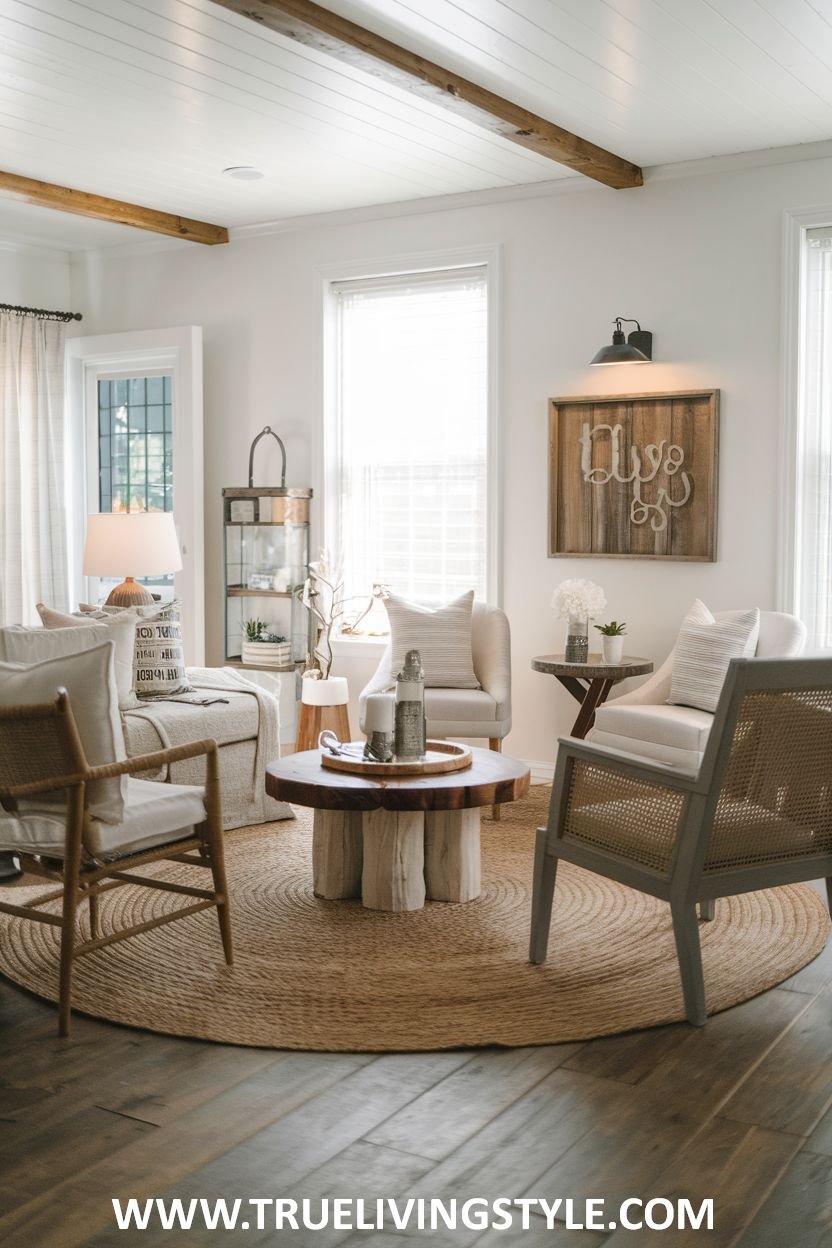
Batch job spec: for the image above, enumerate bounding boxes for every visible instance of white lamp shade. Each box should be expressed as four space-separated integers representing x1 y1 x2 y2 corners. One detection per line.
83 512 182 578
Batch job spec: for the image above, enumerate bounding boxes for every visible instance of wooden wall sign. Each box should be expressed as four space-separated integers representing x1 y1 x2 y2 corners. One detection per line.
549 389 719 561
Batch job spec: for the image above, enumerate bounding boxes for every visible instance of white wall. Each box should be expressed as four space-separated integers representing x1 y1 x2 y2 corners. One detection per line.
69 153 832 767
0 245 71 309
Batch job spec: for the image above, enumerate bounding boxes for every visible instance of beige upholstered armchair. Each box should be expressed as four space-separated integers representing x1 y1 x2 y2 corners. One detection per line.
530 656 832 1025
589 610 806 771
0 690 232 1036
359 602 511 744
359 602 511 817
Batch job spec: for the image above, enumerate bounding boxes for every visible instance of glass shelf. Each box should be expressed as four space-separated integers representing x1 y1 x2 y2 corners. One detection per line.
222 486 313 667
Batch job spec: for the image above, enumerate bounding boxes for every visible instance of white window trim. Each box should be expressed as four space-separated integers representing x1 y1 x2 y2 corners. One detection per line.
317 244 503 608
65 327 205 665
779 206 832 628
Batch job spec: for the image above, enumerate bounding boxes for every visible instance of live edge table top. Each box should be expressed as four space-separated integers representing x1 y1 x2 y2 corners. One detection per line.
530 654 653 680
266 746 530 814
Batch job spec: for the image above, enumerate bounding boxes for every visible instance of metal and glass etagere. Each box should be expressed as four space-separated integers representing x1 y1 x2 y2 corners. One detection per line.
222 427 313 672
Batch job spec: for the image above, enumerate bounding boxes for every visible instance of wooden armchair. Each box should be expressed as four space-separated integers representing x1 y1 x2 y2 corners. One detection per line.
0 690 232 1036
530 657 832 1025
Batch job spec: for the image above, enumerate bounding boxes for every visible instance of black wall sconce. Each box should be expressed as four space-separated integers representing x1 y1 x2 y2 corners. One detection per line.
590 317 653 366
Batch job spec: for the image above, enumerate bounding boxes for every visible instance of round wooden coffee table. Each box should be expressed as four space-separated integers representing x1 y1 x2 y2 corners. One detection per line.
265 747 530 913
530 654 653 737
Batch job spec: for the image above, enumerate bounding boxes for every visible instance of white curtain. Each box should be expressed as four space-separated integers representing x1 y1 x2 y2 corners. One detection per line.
332 265 489 607
0 312 68 625
797 231 832 650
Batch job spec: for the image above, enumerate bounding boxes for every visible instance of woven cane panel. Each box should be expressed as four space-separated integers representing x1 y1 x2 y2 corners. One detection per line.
0 716 75 798
562 760 687 872
707 688 832 871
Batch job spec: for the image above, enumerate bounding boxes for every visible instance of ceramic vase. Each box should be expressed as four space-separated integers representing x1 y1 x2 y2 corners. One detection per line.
602 635 625 664
301 675 350 707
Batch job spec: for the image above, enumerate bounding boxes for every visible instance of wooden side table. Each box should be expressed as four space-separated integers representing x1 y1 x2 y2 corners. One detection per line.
530 654 653 738
266 747 530 912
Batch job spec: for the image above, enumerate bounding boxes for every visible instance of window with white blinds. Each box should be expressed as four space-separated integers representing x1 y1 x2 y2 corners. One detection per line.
796 227 832 649
330 265 490 611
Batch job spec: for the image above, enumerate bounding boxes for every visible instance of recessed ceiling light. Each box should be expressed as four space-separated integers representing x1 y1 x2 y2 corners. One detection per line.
222 166 265 181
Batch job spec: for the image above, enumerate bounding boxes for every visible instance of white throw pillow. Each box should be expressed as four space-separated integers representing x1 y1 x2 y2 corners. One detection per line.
669 600 760 713
0 641 127 824
32 604 139 709
384 590 480 689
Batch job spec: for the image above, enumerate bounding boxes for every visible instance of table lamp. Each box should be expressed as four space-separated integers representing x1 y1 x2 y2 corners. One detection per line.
83 512 182 607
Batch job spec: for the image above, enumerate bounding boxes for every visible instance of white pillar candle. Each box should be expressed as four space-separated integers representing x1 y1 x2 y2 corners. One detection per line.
364 693 395 732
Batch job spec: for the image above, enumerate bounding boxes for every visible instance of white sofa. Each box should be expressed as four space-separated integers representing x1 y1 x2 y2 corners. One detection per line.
588 610 807 771
0 623 291 832
120 668 291 829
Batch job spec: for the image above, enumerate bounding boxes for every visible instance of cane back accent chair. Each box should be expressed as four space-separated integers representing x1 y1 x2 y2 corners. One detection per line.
530 657 832 1026
0 690 232 1036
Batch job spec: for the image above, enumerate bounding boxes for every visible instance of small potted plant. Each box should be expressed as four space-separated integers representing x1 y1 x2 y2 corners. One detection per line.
241 619 292 668
595 620 627 664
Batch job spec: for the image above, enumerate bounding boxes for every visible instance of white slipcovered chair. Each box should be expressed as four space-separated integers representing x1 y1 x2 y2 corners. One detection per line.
359 602 511 743
589 611 806 772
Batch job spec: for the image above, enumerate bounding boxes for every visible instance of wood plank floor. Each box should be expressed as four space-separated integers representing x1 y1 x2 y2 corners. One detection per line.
1 895 831 1247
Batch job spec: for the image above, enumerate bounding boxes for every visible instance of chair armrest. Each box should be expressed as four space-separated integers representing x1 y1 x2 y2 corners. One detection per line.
358 645 395 732
2 773 86 800
608 650 674 706
472 610 511 718
2 740 218 799
556 735 703 793
85 738 218 782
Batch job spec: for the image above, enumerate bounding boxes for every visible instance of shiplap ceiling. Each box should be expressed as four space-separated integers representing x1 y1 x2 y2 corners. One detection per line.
1 0 832 251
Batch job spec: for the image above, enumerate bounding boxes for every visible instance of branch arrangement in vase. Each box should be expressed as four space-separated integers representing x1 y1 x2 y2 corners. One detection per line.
296 551 346 681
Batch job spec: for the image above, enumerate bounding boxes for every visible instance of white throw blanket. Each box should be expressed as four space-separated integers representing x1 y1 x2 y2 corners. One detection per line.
123 666 293 827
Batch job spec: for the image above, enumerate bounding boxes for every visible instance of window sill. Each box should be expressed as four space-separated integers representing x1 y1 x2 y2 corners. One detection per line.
332 634 388 659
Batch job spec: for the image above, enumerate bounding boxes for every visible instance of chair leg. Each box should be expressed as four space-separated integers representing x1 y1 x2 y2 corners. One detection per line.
671 902 707 1026
529 827 558 964
204 750 233 966
826 878 832 919
87 890 99 941
699 899 715 921
58 785 85 1038
489 737 502 820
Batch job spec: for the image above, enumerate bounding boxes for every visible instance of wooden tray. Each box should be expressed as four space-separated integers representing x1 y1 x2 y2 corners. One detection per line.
321 740 472 777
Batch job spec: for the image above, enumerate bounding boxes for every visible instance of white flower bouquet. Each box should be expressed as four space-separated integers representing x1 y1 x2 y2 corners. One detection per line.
550 578 607 620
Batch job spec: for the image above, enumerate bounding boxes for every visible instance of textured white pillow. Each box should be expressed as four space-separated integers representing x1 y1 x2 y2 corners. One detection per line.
31 605 139 709
0 641 127 824
130 603 192 699
75 601 192 700
384 590 480 689
669 600 760 713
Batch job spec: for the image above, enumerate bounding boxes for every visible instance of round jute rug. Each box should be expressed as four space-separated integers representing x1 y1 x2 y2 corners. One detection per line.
0 786 828 1050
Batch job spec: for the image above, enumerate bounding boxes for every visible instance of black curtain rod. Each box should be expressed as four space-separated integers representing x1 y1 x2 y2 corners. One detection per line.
0 301 82 323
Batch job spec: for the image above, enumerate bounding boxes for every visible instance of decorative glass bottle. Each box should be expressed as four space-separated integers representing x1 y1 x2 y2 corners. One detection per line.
564 614 589 663
394 649 427 760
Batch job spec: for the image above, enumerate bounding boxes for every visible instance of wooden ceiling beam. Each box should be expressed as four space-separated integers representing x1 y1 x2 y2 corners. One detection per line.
0 171 229 245
212 0 643 190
